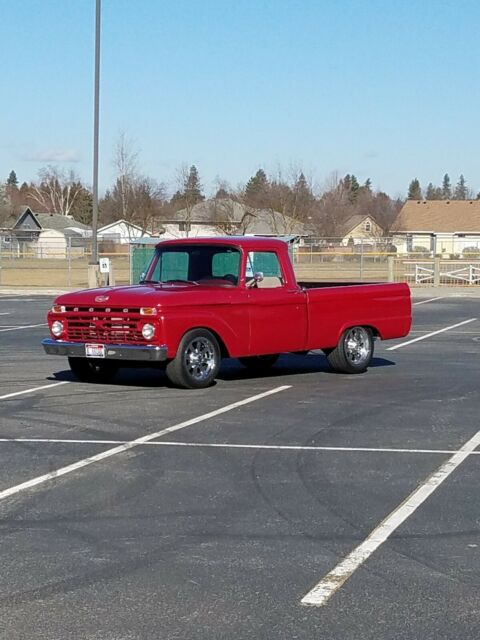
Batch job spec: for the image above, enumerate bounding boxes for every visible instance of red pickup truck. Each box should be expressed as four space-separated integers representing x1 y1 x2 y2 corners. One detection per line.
43 237 411 388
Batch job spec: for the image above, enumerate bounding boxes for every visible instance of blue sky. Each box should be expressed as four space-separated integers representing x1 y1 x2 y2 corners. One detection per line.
1 0 479 198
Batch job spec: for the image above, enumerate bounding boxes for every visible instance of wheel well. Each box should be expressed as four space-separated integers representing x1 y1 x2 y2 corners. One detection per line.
364 325 380 338
342 324 380 339
186 327 230 358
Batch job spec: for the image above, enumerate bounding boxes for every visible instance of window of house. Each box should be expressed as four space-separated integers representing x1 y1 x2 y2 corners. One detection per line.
365 220 371 232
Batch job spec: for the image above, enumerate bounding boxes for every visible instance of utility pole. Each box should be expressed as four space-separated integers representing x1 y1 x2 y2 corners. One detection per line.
88 0 101 288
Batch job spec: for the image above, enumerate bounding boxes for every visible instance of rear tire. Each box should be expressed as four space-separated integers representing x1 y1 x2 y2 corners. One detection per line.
327 326 373 374
165 329 221 389
239 354 280 371
68 357 119 383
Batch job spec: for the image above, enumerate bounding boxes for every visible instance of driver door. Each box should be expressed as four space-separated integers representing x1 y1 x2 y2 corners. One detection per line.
246 250 307 355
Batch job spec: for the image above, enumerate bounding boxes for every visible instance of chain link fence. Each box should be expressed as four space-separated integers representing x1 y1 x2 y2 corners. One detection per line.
0 235 131 288
1 233 479 288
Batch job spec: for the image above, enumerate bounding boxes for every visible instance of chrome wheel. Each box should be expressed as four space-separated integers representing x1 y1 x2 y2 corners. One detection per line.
183 337 217 382
344 327 371 366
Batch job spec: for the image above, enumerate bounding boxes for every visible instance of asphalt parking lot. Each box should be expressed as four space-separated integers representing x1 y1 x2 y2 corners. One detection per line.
0 292 479 640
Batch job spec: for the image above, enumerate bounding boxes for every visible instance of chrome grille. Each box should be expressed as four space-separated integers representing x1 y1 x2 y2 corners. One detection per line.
65 310 147 345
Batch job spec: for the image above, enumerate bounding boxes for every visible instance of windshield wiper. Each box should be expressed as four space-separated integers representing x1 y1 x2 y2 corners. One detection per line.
140 279 159 284
163 279 199 286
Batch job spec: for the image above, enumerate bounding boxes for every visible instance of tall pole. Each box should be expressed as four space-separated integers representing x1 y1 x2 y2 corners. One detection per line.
91 0 101 265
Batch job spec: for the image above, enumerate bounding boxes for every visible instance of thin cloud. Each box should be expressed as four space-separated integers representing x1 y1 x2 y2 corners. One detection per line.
21 148 81 163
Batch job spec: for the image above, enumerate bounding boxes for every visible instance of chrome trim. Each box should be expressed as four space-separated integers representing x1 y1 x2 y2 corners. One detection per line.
42 338 168 362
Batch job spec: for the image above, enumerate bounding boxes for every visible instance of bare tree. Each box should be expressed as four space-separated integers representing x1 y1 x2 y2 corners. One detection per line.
26 166 84 215
112 132 139 219
101 133 166 232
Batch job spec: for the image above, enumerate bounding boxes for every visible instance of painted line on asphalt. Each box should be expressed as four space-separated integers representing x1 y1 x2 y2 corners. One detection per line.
0 381 70 401
0 385 291 503
301 428 480 607
387 318 477 351
412 297 444 306
0 312 11 316
0 323 47 333
1 438 480 456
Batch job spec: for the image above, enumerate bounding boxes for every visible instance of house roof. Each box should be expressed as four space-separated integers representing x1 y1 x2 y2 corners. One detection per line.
13 207 90 232
337 214 381 237
391 200 480 233
165 199 308 235
98 219 152 235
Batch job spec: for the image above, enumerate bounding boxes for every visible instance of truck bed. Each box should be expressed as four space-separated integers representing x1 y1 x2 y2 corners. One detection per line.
302 281 411 349
298 281 377 289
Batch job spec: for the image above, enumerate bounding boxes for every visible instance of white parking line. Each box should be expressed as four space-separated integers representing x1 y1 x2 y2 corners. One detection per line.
0 385 291 503
300 428 480 607
412 297 444 306
387 318 477 351
0 312 11 316
0 323 47 333
0 381 70 401
1 438 480 456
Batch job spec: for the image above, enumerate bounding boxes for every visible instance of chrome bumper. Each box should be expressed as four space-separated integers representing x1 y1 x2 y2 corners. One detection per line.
42 338 168 362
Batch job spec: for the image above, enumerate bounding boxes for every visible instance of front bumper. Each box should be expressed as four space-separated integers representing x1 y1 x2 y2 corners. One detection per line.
42 338 168 362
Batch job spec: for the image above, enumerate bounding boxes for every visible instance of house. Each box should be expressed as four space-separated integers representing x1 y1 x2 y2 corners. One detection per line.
97 219 153 245
337 214 384 245
159 199 309 240
390 200 480 256
10 207 91 258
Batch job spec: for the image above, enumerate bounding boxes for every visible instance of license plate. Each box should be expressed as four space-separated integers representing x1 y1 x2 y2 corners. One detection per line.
85 343 106 358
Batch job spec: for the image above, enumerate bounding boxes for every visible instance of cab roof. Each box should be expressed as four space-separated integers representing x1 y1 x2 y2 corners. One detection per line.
154 236 289 251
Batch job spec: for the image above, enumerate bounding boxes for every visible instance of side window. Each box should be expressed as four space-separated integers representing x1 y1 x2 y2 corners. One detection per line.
246 251 283 288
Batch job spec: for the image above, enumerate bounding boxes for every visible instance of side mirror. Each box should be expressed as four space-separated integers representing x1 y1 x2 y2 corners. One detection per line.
139 271 146 283
253 271 264 283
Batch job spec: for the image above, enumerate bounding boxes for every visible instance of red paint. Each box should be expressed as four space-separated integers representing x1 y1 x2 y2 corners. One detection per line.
47 237 411 358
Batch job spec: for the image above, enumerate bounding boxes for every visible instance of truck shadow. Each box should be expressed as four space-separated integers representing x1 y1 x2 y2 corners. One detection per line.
218 352 395 382
50 353 395 387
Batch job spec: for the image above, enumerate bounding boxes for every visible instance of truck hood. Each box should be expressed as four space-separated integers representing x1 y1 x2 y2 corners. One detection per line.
54 283 236 308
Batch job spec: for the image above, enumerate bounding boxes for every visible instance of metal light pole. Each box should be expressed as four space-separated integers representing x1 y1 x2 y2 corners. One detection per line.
89 0 101 286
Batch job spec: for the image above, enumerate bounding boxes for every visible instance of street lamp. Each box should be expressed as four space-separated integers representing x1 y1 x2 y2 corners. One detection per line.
88 0 101 287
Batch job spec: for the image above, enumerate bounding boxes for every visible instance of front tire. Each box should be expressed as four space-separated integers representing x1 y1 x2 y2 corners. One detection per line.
327 326 373 374
165 329 221 389
68 357 119 383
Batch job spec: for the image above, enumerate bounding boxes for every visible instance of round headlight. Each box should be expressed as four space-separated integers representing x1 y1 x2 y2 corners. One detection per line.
142 323 155 340
51 320 64 337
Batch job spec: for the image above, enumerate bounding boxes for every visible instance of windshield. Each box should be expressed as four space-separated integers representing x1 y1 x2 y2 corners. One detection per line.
143 245 241 286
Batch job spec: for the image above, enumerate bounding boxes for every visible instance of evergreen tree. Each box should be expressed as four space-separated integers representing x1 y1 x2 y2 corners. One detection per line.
363 178 372 192
441 173 451 199
343 174 352 191
343 174 360 202
245 169 268 202
70 186 93 225
425 183 442 200
7 170 18 187
350 174 360 198
294 172 312 201
454 174 467 200
407 178 422 200
184 165 204 204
